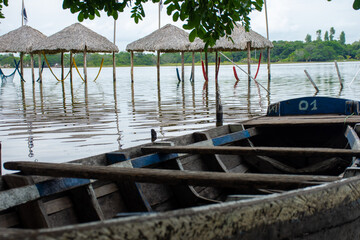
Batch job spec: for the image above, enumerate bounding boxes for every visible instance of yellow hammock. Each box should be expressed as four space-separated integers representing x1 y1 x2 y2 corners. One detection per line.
72 57 104 82
43 53 71 82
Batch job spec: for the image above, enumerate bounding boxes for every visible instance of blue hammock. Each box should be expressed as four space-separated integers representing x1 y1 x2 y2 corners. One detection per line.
0 60 21 83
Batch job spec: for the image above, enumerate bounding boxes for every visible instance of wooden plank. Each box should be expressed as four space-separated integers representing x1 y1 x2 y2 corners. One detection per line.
142 145 360 157
44 197 73 215
4 161 339 191
0 212 20 228
3 175 51 228
93 183 119 198
243 115 360 127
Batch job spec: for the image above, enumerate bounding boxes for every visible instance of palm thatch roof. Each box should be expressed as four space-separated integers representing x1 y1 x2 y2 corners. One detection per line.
32 23 118 54
0 25 47 53
126 24 191 53
189 24 273 52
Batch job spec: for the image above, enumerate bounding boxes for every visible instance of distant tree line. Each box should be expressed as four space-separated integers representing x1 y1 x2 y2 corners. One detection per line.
0 28 359 68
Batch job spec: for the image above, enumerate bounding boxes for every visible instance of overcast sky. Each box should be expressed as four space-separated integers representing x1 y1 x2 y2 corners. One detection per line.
0 0 359 51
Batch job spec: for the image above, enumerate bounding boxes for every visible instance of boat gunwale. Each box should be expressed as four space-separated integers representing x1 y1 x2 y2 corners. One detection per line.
2 173 360 239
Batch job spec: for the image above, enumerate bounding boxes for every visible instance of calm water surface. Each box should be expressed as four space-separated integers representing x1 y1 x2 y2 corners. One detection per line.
1 61 360 173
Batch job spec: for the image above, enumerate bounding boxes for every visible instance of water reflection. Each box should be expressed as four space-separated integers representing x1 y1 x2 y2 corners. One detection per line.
0 62 360 173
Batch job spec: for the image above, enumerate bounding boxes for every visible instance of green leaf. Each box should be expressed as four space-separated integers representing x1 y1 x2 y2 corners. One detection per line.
354 0 360 9
78 12 84 22
189 29 197 42
173 11 179 21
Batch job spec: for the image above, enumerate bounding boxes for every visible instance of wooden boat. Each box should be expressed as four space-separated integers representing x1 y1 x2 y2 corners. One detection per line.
2 96 360 239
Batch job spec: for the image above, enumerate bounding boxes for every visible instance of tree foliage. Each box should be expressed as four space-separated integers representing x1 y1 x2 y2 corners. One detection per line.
0 0 8 19
60 0 263 49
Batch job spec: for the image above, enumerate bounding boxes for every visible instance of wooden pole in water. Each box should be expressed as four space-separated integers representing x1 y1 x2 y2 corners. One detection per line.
247 42 251 86
113 16 117 82
20 52 24 78
334 61 343 89
130 51 134 82
264 0 271 90
38 53 42 82
157 51 160 83
69 51 73 82
191 52 195 83
304 70 319 93
61 52 64 80
83 49 87 83
30 54 34 83
205 51 208 81
181 52 185 82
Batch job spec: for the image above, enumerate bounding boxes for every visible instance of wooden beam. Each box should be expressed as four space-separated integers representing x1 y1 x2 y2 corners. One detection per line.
4 161 339 191
142 145 360 157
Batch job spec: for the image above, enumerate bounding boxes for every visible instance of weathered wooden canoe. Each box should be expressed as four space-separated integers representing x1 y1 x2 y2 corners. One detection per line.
2 96 360 239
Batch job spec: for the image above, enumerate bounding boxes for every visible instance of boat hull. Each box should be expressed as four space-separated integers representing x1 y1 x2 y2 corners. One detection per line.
2 175 360 240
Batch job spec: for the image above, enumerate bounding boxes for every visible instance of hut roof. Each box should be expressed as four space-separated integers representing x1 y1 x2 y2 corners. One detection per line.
126 24 191 53
189 24 273 52
32 23 118 54
0 25 47 53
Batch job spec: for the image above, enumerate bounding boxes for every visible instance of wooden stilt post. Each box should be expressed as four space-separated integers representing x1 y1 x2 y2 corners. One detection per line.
334 61 343 89
20 52 24 78
247 42 251 86
157 51 160 84
191 52 195 83
205 51 208 81
304 70 319 93
38 53 42 82
61 52 64 80
30 54 35 83
215 52 223 127
131 51 134 83
70 52 73 82
264 0 271 90
181 52 184 82
83 49 87 83
113 52 116 82
113 15 117 82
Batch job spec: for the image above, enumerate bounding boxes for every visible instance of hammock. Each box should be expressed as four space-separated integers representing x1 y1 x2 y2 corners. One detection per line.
43 53 71 82
36 61 46 83
72 57 104 82
0 60 21 83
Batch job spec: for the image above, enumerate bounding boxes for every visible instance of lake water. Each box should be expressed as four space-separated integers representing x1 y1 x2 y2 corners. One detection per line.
1 61 360 173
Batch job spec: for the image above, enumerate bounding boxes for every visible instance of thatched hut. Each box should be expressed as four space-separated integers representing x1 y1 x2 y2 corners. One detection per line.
190 24 273 84
0 25 47 81
126 24 192 82
32 23 119 82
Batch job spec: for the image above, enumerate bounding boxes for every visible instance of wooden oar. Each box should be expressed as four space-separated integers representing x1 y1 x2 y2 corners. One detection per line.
4 161 339 190
142 146 360 157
